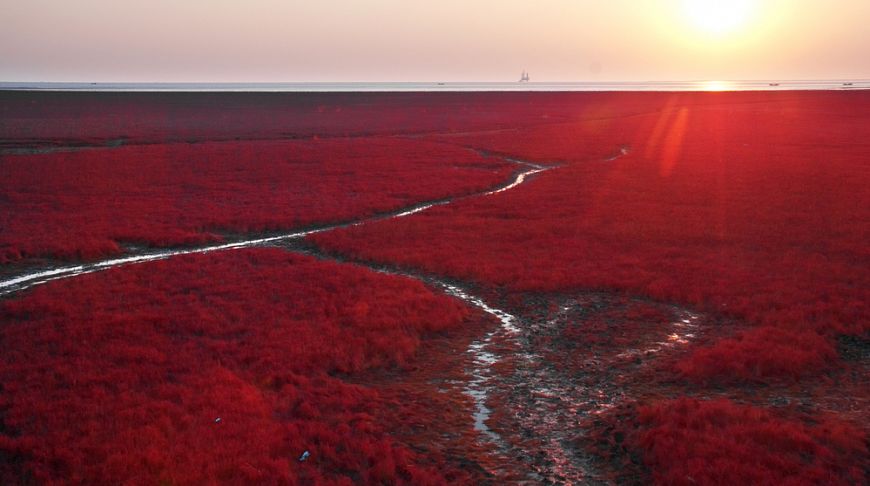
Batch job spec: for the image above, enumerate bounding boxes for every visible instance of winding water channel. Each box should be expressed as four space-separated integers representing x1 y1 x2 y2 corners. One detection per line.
1 148 658 484
0 155 549 297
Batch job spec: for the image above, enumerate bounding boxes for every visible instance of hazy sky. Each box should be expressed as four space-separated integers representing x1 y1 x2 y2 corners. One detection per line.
2 0 868 82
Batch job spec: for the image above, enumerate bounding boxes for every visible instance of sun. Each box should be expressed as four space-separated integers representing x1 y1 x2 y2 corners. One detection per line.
682 0 757 36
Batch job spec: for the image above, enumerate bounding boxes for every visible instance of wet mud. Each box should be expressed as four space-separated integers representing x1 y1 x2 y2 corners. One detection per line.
451 291 712 484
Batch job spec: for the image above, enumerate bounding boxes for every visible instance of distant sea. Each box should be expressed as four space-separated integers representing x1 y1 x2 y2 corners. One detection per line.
0 80 867 92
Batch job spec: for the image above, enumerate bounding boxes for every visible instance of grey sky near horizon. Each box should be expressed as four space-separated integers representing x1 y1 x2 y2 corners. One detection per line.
2 0 869 82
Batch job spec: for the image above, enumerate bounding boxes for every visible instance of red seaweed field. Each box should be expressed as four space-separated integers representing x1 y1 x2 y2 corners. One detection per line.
1 91 868 484
0 137 512 264
0 249 492 484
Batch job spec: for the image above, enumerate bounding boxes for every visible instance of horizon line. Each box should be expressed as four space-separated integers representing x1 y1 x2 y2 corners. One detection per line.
2 79 868 93
3 78 870 84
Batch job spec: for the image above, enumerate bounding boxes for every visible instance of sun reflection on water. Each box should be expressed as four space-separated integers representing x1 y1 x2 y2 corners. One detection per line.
702 80 733 91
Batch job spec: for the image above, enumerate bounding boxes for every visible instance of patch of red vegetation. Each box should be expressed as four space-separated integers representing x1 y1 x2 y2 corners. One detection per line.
0 249 487 484
675 327 839 384
312 91 870 382
624 397 866 485
0 137 511 264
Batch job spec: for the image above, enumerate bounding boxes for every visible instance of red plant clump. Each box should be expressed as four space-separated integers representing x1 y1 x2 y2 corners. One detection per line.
0 137 512 264
674 327 839 383
626 397 867 485
0 249 483 484
312 91 870 382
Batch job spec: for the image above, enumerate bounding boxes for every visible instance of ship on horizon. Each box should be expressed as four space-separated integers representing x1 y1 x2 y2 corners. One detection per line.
519 70 530 82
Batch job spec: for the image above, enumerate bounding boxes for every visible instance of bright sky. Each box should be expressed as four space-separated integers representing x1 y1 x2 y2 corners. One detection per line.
2 0 868 82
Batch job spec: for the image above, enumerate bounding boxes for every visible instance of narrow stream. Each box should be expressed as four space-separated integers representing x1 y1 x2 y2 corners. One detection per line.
1 147 638 483
439 283 520 451
0 159 553 297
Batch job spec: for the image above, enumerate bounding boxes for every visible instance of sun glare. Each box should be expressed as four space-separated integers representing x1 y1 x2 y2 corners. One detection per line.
702 80 732 91
683 0 757 36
